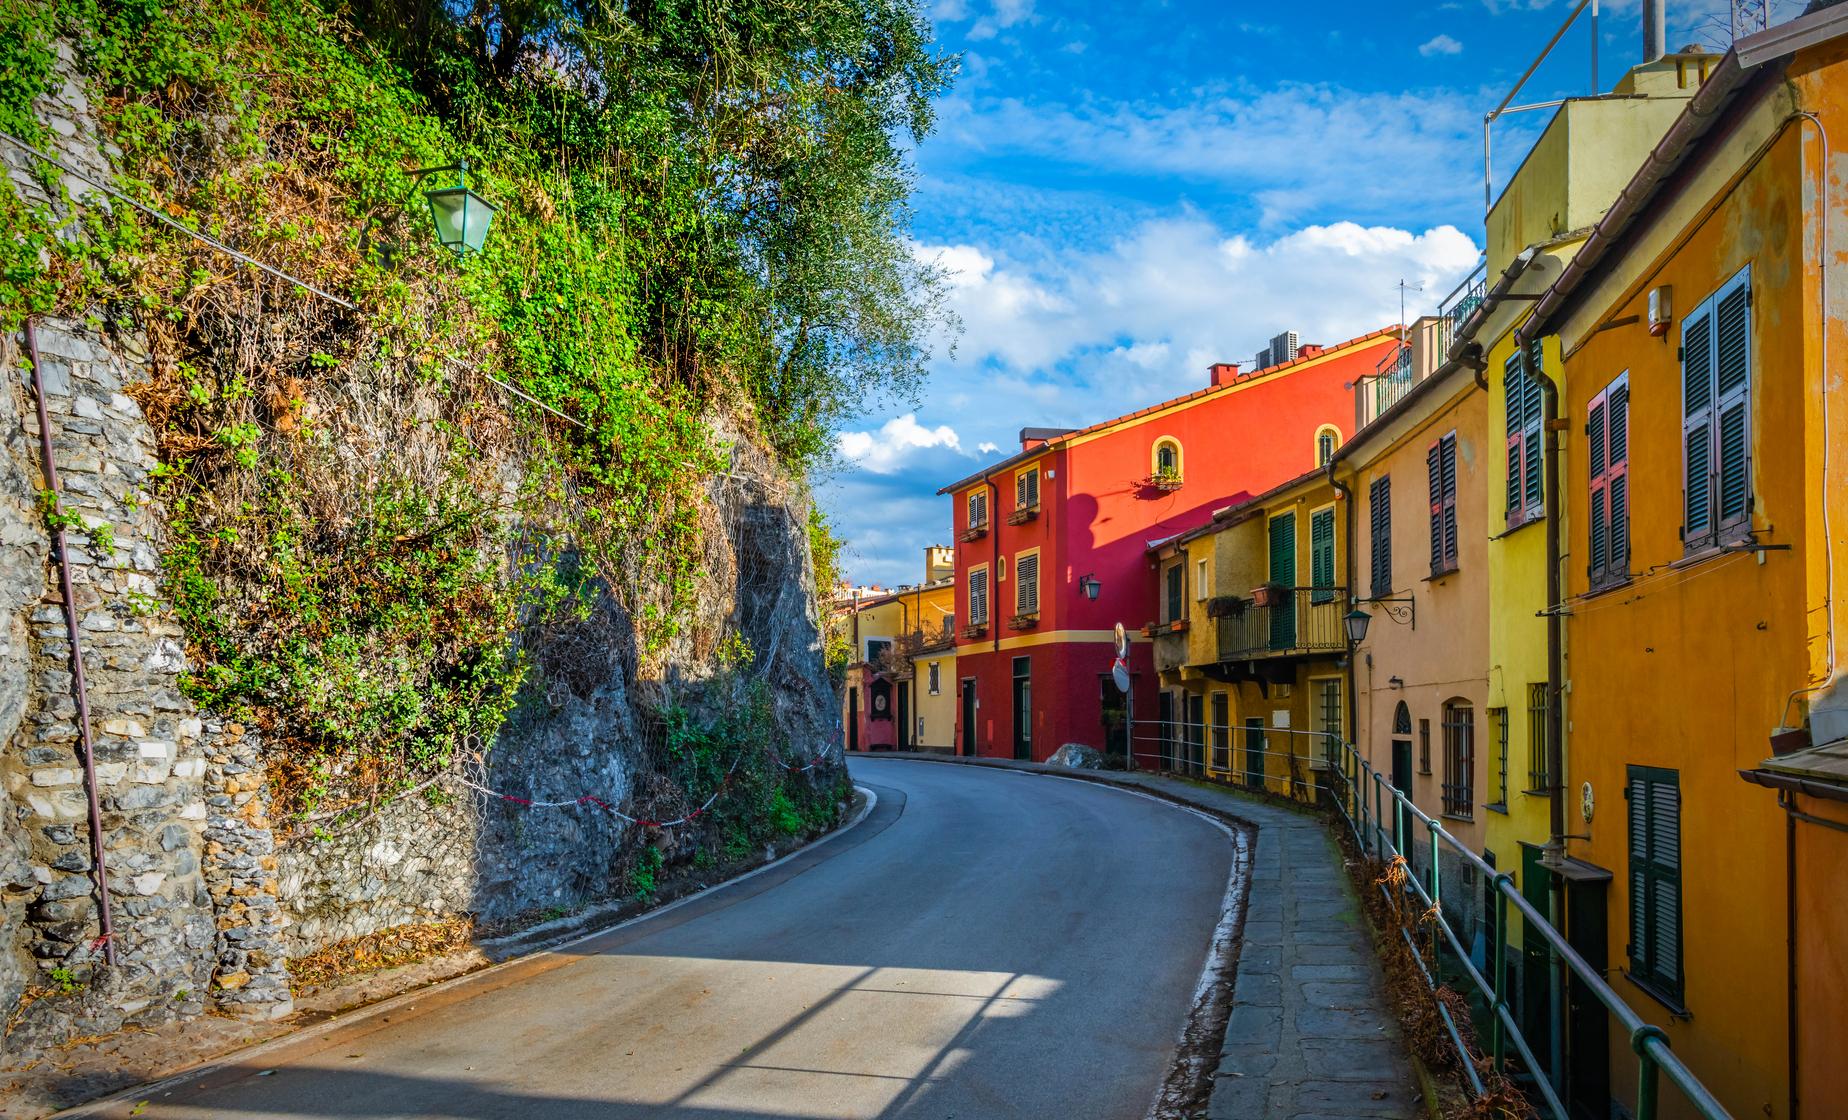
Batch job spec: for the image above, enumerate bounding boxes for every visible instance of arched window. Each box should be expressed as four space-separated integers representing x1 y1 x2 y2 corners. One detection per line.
1152 438 1183 480
1316 425 1342 467
1392 701 1412 735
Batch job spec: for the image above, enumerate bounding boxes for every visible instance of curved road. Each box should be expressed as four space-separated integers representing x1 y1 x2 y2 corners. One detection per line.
71 758 1236 1120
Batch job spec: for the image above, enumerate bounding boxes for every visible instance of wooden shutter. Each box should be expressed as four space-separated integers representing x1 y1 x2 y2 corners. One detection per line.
1429 433 1458 574
1608 379 1630 582
1713 272 1751 530
1504 353 1525 524
1682 302 1715 546
969 491 987 528
1268 513 1296 650
1310 508 1335 603
1016 553 1039 614
969 569 988 624
1369 476 1392 599
1588 387 1610 585
1521 340 1545 518
1016 469 1038 509
1427 442 1444 574
1627 766 1683 1001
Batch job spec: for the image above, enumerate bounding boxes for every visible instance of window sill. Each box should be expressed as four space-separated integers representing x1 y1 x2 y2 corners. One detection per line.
1486 802 1509 815
1423 565 1460 583
1622 970 1691 1020
1441 811 1475 822
1579 576 1634 602
1521 787 1553 797
1491 513 1546 542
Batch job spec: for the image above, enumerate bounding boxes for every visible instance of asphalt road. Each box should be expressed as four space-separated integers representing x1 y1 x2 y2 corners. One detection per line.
72 758 1237 1120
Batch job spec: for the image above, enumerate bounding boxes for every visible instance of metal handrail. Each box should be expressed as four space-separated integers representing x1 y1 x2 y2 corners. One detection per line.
1324 737 1732 1120
1215 587 1348 660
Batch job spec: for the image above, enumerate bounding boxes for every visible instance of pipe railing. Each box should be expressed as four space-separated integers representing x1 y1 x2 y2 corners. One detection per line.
1117 709 1730 1117
1323 737 1732 1120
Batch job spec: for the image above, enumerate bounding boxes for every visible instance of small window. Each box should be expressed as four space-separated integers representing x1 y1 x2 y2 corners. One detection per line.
1526 683 1550 793
866 638 892 667
1681 266 1752 553
1314 678 1342 758
1441 701 1474 819
967 490 988 529
1153 438 1183 480
967 568 989 625
1627 765 1684 1005
1164 563 1184 623
928 662 941 695
1015 551 1040 615
1369 476 1392 599
1195 558 1209 600
1315 425 1342 467
1419 718 1431 774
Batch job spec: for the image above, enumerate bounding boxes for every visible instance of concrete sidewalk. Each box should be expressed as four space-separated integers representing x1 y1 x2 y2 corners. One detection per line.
857 752 1421 1120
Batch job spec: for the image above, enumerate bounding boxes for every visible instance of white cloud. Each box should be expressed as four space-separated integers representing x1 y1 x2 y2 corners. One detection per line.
836 413 972 475
1419 34 1464 56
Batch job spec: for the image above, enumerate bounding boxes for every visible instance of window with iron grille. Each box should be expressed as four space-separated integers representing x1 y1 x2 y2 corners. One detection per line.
1487 707 1509 811
1426 432 1459 576
1441 701 1474 819
1419 718 1431 774
1526 683 1550 793
928 662 941 695
1504 341 1545 527
1681 266 1751 553
1589 373 1632 590
967 568 989 625
1627 765 1684 1005
1368 476 1392 599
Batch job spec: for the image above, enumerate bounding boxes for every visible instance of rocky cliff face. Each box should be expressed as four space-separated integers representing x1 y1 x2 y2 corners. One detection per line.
0 43 837 1056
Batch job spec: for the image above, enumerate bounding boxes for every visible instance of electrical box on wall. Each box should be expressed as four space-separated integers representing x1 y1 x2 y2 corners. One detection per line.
1648 285 1673 337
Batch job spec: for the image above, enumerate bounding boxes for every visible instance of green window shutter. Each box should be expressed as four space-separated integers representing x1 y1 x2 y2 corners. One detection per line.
1627 765 1684 1002
1369 476 1391 598
1522 341 1545 517
1268 512 1296 650
1310 508 1335 603
1503 353 1525 525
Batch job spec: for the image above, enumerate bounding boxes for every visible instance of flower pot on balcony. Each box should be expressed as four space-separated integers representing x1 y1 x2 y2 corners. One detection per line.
961 623 988 639
1006 505 1039 525
959 523 988 542
1007 612 1040 631
1205 595 1248 619
1250 584 1288 608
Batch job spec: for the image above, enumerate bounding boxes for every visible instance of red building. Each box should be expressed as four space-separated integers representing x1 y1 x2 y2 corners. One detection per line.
939 328 1399 763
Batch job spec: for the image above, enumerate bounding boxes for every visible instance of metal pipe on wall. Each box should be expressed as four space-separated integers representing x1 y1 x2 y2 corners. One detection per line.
24 317 118 969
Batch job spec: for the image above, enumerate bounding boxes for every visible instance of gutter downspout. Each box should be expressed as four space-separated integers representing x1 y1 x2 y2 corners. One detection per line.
25 318 117 969
1327 457 1356 753
1518 330 1568 1095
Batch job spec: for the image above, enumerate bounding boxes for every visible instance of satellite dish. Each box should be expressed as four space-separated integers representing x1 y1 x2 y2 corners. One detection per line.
1113 622 1129 658
1111 657 1131 694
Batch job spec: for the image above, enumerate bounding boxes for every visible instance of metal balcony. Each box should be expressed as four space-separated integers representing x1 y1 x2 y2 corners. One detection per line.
1214 587 1348 661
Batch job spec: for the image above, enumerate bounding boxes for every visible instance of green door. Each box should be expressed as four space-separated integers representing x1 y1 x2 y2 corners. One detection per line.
1269 512 1296 650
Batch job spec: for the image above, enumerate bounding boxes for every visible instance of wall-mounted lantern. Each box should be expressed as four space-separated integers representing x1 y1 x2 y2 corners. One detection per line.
1343 608 1372 645
1079 574 1102 600
412 161 496 256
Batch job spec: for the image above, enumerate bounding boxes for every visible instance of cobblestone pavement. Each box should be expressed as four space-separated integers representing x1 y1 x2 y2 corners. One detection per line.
867 752 1422 1120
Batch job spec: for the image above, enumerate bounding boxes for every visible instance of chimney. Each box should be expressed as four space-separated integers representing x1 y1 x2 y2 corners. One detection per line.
1643 0 1665 62
1296 343 1324 359
1209 361 1241 387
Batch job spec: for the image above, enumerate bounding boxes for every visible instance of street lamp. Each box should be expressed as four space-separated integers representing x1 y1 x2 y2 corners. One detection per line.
1344 607 1372 645
412 161 496 256
1079 574 1101 600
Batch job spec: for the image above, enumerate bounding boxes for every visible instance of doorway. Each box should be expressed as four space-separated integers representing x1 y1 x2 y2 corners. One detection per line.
848 688 859 753
1099 674 1129 760
897 681 911 751
1185 694 1205 776
960 679 977 757
1243 717 1266 789
1011 657 1032 761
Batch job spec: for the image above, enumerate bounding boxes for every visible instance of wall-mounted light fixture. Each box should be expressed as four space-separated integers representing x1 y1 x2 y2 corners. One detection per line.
410 161 497 256
1648 285 1673 337
1079 574 1101 600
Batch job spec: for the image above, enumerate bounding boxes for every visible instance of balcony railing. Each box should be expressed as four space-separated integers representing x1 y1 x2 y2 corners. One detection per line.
1359 345 1416 426
1215 587 1347 660
1436 260 1488 357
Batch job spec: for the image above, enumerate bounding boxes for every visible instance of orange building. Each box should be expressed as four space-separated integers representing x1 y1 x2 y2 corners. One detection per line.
1520 9 1848 1116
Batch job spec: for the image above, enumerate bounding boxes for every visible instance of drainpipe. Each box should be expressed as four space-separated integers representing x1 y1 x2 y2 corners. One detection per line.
1327 456 1357 754
24 318 118 969
1518 330 1567 1093
986 470 1001 656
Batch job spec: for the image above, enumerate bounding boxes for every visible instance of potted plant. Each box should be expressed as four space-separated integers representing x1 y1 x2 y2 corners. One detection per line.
1250 583 1288 608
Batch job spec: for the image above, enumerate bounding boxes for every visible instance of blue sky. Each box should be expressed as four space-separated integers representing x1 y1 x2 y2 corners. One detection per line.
821 0 1783 589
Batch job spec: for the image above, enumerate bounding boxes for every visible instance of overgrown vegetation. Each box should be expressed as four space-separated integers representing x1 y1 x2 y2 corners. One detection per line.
0 0 945 814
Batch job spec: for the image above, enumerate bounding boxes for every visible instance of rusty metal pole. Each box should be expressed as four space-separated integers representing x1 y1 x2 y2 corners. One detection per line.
24 318 117 968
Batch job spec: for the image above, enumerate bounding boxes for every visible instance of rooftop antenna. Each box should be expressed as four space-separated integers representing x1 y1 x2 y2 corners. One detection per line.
1397 280 1424 345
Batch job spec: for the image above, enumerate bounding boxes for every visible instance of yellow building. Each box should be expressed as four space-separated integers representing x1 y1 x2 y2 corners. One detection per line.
1516 11 1848 1117
1152 469 1349 798
841 547 957 752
